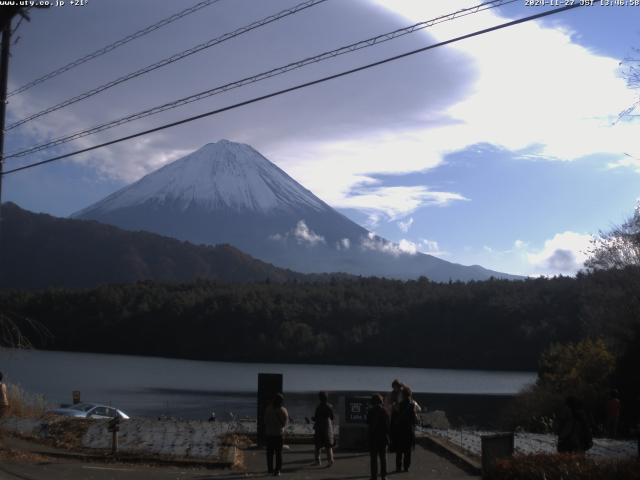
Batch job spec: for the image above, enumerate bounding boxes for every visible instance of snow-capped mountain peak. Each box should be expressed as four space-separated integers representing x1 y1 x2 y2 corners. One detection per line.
74 140 327 216
73 140 521 281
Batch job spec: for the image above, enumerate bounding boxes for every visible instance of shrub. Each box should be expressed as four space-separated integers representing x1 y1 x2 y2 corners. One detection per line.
501 385 563 433
504 338 616 432
6 383 48 418
485 454 640 480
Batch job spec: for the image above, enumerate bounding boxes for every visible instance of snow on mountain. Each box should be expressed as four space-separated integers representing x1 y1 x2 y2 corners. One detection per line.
74 140 327 217
74 140 521 281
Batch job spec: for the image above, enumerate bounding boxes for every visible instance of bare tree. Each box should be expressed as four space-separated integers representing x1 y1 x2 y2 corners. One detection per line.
617 47 640 122
586 204 640 270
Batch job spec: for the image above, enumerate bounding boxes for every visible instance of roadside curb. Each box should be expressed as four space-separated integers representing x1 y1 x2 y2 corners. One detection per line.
418 433 482 476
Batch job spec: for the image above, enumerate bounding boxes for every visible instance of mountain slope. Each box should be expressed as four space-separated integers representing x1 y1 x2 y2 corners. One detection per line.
0 202 306 289
74 140 521 281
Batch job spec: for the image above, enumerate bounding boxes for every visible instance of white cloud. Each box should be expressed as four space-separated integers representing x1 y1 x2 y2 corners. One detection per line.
293 220 326 246
398 239 418 255
271 2 640 217
370 1 639 163
397 217 414 233
366 212 382 228
8 0 638 230
514 239 528 250
336 238 351 250
608 153 640 173
275 134 469 220
269 220 325 247
340 185 466 220
526 231 593 275
420 238 448 257
361 232 417 256
459 232 592 277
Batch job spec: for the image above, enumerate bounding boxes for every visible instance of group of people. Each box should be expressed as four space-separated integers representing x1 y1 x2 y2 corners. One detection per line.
368 379 421 480
262 391 335 476
262 379 421 479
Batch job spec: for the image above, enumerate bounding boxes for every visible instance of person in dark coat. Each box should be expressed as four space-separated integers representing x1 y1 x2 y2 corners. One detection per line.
390 386 418 472
367 394 390 480
557 396 593 453
312 391 335 466
264 393 289 476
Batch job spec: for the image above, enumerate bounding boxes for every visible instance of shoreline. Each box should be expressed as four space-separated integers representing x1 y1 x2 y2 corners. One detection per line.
1 346 538 375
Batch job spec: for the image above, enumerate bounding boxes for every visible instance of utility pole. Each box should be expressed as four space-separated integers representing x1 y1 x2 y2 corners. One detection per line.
0 7 18 244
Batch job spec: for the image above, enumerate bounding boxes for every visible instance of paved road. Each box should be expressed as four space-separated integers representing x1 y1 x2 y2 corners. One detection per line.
0 444 475 480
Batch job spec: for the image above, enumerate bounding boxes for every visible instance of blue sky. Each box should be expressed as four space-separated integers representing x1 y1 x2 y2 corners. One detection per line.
2 0 639 277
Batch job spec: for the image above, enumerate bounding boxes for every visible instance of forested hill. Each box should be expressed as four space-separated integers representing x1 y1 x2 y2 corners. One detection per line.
3 267 638 371
0 202 309 288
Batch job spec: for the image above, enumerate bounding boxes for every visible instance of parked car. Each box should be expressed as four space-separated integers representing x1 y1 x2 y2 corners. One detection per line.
48 402 130 419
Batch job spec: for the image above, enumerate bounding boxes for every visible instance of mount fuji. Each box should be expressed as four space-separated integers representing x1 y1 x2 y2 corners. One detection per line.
74 140 520 281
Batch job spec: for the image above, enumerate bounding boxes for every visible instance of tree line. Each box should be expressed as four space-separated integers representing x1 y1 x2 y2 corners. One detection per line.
1 266 638 375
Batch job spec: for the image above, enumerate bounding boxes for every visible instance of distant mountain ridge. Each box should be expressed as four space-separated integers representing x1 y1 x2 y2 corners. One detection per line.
0 202 307 289
74 140 522 281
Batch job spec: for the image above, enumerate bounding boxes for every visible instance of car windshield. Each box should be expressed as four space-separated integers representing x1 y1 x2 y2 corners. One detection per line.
68 403 95 412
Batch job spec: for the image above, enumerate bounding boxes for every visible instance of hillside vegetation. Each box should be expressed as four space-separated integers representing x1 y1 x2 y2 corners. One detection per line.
0 202 306 288
2 267 638 374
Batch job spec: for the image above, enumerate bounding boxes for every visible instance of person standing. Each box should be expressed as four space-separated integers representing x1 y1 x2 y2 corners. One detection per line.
0 372 8 418
312 391 335 466
557 396 593 453
384 379 403 415
264 393 288 476
391 386 418 472
606 389 621 438
367 394 390 480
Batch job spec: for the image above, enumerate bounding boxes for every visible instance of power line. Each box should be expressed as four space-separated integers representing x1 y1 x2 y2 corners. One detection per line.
5 0 517 160
7 0 222 98
1 3 584 177
5 0 329 131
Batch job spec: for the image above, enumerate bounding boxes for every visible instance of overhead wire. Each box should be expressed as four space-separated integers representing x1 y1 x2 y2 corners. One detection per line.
5 0 329 130
1 3 585 177
5 0 518 160
7 0 222 98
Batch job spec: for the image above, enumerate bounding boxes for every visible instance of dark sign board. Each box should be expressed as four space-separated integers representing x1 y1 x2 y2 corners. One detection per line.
481 433 514 474
344 396 370 424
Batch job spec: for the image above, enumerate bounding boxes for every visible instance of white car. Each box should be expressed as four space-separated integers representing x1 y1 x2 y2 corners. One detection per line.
48 402 130 419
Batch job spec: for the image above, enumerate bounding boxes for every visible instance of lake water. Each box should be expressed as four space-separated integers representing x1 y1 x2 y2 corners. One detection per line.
0 349 535 422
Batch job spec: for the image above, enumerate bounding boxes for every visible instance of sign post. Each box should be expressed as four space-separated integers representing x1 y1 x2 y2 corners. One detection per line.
339 396 370 450
108 416 120 455
481 432 514 478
